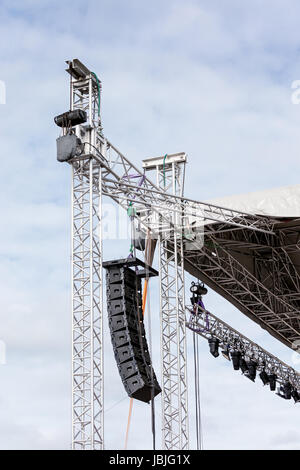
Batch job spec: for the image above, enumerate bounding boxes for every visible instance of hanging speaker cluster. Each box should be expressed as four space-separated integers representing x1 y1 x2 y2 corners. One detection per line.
103 257 161 403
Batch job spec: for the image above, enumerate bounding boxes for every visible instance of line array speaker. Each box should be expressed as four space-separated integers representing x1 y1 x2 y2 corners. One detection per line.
103 258 161 403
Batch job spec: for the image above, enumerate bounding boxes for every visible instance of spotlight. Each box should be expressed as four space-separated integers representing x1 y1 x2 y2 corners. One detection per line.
276 382 292 400
276 386 284 398
268 373 277 391
259 369 270 386
245 360 257 382
239 357 248 374
230 350 241 370
221 345 231 361
283 382 292 400
190 281 208 305
54 109 87 128
208 337 219 358
291 389 300 404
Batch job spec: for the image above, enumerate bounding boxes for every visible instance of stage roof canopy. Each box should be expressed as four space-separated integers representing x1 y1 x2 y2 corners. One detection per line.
183 184 300 350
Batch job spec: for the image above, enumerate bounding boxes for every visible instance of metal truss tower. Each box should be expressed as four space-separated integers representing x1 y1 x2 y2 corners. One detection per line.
68 60 104 449
143 154 189 449
57 59 297 450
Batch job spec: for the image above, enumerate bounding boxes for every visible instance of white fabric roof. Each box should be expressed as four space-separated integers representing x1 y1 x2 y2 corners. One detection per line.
206 184 300 218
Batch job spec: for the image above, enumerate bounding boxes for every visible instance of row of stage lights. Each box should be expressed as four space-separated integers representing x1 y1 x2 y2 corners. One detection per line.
189 280 300 404
208 337 300 403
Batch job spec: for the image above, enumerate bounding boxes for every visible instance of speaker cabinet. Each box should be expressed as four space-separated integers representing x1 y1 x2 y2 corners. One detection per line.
103 258 161 403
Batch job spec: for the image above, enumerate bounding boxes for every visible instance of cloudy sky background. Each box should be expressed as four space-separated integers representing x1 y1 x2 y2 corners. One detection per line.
0 0 300 449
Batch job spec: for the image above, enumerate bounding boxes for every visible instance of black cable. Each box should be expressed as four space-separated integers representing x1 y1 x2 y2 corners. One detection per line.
146 279 156 450
151 378 156 450
193 331 204 450
131 227 157 450
84 141 108 163
193 332 200 449
196 333 203 449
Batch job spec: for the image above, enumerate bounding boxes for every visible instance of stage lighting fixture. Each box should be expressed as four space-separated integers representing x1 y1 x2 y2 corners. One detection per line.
276 386 284 398
283 382 292 400
259 369 270 386
268 373 277 391
190 281 208 305
245 360 257 382
208 337 220 358
277 382 292 400
230 350 241 370
291 389 300 404
54 109 87 128
221 345 231 361
239 357 248 374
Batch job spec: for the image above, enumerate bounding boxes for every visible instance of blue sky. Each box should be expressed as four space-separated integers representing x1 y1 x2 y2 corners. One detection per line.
0 0 299 450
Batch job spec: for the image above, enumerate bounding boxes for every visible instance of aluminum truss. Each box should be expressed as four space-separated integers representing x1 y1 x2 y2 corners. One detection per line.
142 154 189 449
186 307 300 390
184 224 300 349
99 157 275 237
58 59 295 450
68 60 104 449
71 160 103 449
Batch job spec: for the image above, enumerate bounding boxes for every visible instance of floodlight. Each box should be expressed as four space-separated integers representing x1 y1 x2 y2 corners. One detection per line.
291 389 300 404
259 369 270 386
283 382 292 400
208 337 219 358
54 109 87 128
245 360 257 382
239 357 248 374
230 350 241 370
268 373 277 391
221 345 231 361
190 281 208 305
276 382 292 400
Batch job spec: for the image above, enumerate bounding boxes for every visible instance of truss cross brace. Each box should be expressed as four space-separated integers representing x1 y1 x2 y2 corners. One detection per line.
143 155 189 450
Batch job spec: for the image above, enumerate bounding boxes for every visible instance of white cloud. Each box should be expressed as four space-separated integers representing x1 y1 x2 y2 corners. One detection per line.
0 0 299 450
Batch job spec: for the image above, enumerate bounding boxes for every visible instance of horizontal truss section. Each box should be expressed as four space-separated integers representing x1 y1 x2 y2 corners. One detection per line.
73 140 275 236
186 307 300 390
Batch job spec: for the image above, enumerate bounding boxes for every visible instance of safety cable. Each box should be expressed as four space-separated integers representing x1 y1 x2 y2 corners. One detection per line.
145 262 156 450
124 199 148 449
124 203 138 449
123 166 156 450
124 217 137 449
124 234 157 450
143 235 157 450
104 396 128 414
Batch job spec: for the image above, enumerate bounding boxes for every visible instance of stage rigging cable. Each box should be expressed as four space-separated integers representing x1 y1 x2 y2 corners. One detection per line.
193 331 204 450
124 231 157 450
